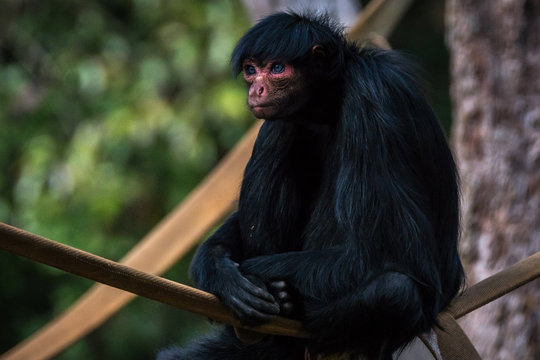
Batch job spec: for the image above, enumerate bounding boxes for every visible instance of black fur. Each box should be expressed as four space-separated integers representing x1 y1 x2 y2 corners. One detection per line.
159 12 463 360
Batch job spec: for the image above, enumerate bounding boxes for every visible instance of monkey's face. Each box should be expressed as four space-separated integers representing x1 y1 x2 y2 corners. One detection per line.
242 60 309 120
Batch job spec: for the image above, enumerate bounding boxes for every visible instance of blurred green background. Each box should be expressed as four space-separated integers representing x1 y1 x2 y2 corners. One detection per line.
0 0 449 358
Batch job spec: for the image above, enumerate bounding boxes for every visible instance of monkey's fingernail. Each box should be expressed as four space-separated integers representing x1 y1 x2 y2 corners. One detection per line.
282 303 293 313
270 280 287 289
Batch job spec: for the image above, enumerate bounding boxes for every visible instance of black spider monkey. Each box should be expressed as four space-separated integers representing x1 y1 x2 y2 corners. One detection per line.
158 12 463 360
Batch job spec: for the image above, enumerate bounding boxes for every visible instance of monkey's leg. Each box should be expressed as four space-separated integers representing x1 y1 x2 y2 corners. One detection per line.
156 326 304 360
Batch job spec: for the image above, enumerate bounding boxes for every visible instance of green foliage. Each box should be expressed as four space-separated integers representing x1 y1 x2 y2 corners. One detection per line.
0 0 250 358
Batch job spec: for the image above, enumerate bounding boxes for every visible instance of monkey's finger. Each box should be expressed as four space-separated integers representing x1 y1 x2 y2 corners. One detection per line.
269 280 288 291
238 276 277 303
237 291 280 315
275 290 291 302
268 280 297 316
280 302 295 316
269 280 292 302
228 296 277 326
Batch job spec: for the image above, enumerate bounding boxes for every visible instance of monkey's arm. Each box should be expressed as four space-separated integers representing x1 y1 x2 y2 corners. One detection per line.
189 212 279 326
239 248 358 297
240 249 436 355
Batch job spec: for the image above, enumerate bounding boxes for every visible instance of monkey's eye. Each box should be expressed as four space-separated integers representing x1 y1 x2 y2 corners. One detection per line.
244 65 256 76
270 63 285 74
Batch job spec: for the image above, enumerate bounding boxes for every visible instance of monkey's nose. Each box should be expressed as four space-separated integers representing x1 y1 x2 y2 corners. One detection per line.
249 85 265 98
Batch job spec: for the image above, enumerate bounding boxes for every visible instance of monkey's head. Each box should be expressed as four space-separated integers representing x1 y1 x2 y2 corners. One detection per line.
231 12 346 121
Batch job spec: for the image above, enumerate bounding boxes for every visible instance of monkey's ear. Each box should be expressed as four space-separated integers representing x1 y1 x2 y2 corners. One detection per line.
311 45 326 57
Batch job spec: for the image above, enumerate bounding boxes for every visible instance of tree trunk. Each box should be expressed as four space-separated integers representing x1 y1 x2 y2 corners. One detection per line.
446 0 540 359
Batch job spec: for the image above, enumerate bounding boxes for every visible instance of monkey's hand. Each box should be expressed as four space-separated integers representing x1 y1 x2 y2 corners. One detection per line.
213 257 280 327
240 257 300 319
267 280 299 318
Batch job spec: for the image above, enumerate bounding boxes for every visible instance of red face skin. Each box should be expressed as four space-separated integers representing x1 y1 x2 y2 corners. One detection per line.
242 60 308 120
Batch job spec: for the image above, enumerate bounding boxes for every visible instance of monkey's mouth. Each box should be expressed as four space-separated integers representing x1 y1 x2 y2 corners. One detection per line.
249 104 277 117
249 103 273 111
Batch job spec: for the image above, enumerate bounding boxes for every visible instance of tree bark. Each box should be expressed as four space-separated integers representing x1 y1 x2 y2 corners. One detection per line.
446 0 540 359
